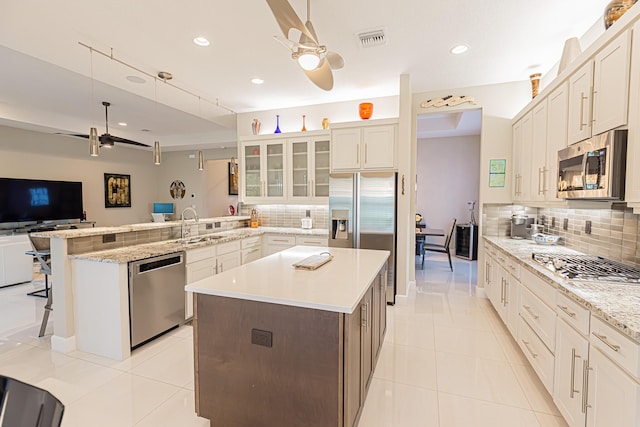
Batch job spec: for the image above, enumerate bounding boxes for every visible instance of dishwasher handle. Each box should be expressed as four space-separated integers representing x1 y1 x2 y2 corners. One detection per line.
132 252 184 275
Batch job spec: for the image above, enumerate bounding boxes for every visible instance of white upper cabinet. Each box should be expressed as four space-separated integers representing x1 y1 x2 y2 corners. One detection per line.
592 30 631 135
519 112 533 202
287 136 330 203
567 30 631 144
531 100 548 202
626 20 640 211
241 139 287 204
512 119 523 202
331 123 397 172
546 82 569 202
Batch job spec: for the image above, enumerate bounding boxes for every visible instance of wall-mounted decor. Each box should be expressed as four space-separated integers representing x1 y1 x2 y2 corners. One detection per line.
228 162 239 195
170 180 186 199
104 173 131 208
488 159 506 188
420 95 477 109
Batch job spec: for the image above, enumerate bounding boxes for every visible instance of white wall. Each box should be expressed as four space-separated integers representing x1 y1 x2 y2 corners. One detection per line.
0 125 163 226
416 135 480 230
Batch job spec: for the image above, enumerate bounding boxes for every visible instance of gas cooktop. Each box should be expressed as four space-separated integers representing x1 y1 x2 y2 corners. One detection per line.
532 253 640 284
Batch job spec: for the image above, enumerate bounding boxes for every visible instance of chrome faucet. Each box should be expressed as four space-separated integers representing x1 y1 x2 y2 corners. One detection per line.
181 207 199 239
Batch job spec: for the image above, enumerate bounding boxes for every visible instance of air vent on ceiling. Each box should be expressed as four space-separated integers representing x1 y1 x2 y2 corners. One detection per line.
357 29 387 48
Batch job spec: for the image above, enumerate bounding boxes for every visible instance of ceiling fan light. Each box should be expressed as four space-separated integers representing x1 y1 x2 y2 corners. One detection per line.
298 52 320 71
154 141 161 165
89 127 99 157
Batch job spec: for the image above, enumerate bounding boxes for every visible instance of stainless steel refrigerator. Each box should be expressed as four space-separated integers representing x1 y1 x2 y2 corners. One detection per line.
329 172 397 304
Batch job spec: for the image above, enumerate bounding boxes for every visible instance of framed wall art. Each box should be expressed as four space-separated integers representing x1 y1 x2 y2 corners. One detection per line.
104 173 131 208
228 162 238 195
488 159 506 188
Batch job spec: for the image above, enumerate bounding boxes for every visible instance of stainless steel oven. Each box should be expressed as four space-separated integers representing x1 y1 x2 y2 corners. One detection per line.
557 130 627 200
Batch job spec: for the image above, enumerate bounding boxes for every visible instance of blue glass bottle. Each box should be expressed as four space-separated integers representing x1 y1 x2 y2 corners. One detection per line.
274 114 281 134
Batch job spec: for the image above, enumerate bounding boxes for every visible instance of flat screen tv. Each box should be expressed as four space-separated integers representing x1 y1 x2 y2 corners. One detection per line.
0 177 84 223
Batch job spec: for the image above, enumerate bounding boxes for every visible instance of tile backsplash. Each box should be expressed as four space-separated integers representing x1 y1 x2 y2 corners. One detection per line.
240 204 329 229
482 204 640 267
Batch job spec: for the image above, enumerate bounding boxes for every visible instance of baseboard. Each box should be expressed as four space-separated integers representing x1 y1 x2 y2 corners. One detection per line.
476 287 488 299
395 280 414 304
51 335 76 353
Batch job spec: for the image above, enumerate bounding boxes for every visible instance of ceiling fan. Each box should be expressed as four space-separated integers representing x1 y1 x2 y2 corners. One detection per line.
62 101 150 148
266 0 344 91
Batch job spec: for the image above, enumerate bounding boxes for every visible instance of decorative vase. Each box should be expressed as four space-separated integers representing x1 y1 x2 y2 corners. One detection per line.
359 102 373 120
604 0 637 29
301 115 307 132
251 118 260 135
322 118 330 129
274 115 281 134
557 38 582 76
529 73 541 98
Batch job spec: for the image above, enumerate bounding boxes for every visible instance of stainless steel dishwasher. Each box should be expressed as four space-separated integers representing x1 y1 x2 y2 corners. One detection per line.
128 252 185 349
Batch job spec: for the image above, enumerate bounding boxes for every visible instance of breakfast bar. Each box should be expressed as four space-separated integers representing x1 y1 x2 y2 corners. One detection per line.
186 246 389 427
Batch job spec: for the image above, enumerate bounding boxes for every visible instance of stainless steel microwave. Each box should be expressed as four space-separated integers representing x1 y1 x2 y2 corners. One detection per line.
557 130 627 200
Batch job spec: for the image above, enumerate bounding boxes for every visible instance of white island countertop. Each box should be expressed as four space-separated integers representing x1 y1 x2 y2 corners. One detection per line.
186 246 389 314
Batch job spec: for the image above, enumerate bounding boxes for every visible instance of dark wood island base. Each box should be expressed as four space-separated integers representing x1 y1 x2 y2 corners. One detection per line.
193 264 387 427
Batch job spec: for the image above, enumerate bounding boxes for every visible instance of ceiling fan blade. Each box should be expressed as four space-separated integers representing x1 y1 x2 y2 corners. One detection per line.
266 0 318 45
110 135 151 148
303 58 333 91
56 133 90 139
326 51 344 70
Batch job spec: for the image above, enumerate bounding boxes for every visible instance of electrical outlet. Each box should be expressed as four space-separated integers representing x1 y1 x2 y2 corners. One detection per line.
214 222 221 228
585 220 592 234
251 329 272 348
102 233 116 243
305 209 311 217
551 217 556 228
563 218 569 230
206 223 213 230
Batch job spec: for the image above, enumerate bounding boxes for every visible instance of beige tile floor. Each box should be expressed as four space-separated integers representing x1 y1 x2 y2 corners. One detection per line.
0 254 567 426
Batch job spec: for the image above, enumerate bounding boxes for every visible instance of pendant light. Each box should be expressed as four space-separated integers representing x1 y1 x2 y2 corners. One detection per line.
198 150 205 170
154 141 161 165
89 127 99 156
88 49 99 157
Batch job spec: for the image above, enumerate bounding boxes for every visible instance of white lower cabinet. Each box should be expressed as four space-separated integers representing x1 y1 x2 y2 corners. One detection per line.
241 236 262 265
586 346 640 427
264 234 296 256
518 316 555 393
554 318 589 427
216 240 241 273
295 236 328 247
488 255 519 336
185 246 217 320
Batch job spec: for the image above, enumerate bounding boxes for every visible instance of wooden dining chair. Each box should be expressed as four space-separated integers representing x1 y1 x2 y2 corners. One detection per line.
422 218 457 271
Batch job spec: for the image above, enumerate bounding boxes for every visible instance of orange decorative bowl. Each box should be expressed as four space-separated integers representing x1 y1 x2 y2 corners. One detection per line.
359 102 373 120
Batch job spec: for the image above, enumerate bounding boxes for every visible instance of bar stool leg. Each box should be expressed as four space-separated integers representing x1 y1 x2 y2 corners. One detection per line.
39 284 52 337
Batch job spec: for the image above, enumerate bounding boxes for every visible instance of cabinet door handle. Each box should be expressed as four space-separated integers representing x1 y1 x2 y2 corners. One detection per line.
361 302 368 330
219 262 223 273
523 304 539 320
591 89 597 123
570 348 581 398
579 92 587 129
356 143 360 164
311 179 314 197
248 248 259 254
557 304 576 318
521 339 538 359
582 360 592 413
271 239 290 243
592 332 621 352
538 167 544 195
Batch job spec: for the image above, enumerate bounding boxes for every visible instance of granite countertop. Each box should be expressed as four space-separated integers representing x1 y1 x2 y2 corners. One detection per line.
71 226 329 264
31 216 251 239
186 246 389 314
484 236 640 342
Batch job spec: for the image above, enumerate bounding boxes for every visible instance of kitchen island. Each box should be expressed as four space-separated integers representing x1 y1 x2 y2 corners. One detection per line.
186 246 389 427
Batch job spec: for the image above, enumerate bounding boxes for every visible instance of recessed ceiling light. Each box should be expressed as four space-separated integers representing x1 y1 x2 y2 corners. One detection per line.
450 45 469 55
118 122 127 127
126 75 146 84
251 78 264 85
193 37 210 47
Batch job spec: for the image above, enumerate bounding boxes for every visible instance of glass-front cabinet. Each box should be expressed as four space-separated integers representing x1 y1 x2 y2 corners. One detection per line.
241 139 286 203
288 136 330 203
